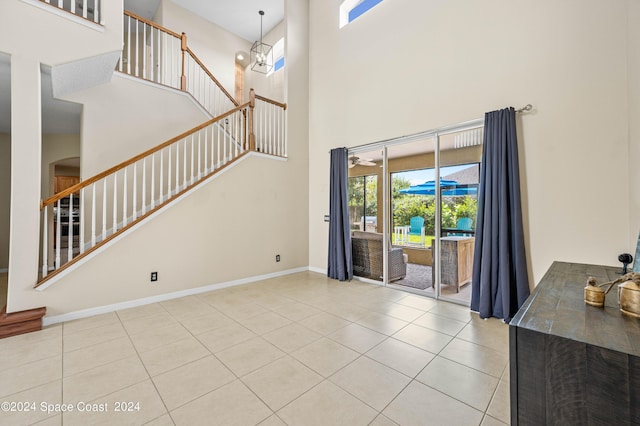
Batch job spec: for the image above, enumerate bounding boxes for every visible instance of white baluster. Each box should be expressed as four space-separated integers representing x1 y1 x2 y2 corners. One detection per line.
223 121 227 163
190 134 194 185
159 150 164 203
135 19 139 77
80 187 85 253
68 194 74 262
94 0 99 23
142 158 147 214
55 199 61 268
217 123 221 168
143 22 147 79
167 146 172 198
91 185 96 247
127 15 131 75
151 153 155 209
198 131 202 180
113 173 118 237
123 168 128 227
283 109 287 157
183 139 187 188
150 27 154 82
235 112 239 157
41 206 49 278
102 180 107 240
175 140 180 192
70 0 75 15
42 207 48 277
133 163 137 220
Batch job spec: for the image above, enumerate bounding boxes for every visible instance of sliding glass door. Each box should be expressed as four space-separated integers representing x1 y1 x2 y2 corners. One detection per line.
347 123 483 305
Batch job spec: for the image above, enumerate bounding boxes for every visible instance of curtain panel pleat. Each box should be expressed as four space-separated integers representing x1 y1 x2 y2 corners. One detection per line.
470 107 530 322
328 148 353 281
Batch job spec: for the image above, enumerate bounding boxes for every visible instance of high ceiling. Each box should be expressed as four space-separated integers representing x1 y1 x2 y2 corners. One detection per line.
125 0 285 42
0 0 285 134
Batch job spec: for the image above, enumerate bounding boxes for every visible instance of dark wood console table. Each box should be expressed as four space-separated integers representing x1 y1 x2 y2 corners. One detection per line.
509 261 640 425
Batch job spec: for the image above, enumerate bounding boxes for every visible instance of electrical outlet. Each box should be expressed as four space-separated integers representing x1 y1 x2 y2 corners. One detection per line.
276 255 280 262
150 272 158 282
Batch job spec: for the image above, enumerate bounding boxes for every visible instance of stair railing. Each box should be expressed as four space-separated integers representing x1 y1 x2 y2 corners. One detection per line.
118 11 238 118
38 0 101 24
36 10 289 286
39 103 250 284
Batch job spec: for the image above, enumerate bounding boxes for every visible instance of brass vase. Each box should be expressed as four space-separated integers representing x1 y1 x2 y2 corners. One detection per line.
619 280 640 318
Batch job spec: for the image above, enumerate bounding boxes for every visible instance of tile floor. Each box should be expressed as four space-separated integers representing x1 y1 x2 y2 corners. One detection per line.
0 271 510 425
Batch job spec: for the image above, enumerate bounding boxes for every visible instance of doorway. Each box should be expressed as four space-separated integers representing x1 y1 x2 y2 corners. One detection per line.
347 122 483 305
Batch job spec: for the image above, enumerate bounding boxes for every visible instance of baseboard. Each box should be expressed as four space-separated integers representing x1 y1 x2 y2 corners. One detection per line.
0 306 47 338
42 266 309 326
308 266 327 275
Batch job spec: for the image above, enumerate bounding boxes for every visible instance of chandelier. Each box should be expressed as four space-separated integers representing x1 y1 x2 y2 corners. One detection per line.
250 10 273 74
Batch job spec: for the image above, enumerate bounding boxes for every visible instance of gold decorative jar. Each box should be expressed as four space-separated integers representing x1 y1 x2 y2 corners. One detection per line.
619 279 640 318
584 277 606 307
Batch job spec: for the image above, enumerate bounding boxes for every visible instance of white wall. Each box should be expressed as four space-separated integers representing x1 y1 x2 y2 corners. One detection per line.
245 21 286 102
308 0 632 284
0 0 122 66
61 74 208 177
155 0 251 99
41 134 81 199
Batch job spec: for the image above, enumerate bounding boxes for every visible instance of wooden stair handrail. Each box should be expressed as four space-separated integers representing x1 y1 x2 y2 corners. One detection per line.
41 102 250 208
255 94 287 110
36 151 251 287
185 48 239 107
123 10 182 38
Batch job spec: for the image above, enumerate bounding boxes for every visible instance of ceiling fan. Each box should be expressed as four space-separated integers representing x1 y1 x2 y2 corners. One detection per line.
348 155 376 168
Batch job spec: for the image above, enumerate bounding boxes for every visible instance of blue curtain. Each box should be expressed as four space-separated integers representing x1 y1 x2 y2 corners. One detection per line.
328 148 353 281
470 107 530 322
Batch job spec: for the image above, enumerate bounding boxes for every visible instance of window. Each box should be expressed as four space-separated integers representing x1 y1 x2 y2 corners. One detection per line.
348 175 378 232
274 57 285 72
340 0 383 28
269 38 285 75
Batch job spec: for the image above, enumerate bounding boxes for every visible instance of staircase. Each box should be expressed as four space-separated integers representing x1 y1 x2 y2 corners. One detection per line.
36 9 287 288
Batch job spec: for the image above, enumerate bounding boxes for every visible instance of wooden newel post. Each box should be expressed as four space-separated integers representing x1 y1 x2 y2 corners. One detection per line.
180 32 187 91
249 88 256 151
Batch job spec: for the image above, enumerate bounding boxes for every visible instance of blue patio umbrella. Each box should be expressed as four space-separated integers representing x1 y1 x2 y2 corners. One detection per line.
399 179 477 196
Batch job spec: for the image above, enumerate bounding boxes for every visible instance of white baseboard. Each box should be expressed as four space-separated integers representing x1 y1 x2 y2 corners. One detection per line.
308 266 327 275
42 266 309 326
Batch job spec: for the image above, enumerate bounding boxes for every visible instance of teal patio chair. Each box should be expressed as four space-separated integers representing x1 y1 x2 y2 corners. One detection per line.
409 216 425 245
456 217 473 236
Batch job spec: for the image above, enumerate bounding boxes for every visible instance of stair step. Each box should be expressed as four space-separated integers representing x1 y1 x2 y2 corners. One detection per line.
0 305 47 339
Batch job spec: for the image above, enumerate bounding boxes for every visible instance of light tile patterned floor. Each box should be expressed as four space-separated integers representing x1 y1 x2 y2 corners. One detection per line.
0 271 510 425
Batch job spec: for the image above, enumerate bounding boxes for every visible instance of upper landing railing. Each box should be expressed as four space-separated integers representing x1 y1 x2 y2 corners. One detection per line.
118 11 239 119
38 0 101 24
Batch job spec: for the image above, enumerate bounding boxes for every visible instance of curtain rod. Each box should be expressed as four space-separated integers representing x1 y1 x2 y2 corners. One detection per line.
333 103 533 154
516 104 532 113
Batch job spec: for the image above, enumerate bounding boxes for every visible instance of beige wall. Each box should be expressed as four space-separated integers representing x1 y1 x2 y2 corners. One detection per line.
61 74 208 177
8 0 311 316
41 134 81 199
0 0 122 66
0 134 9 269
309 0 632 285
13 155 309 315
155 0 251 99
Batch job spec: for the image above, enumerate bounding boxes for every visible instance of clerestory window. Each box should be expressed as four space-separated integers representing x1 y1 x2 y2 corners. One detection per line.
340 0 383 28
